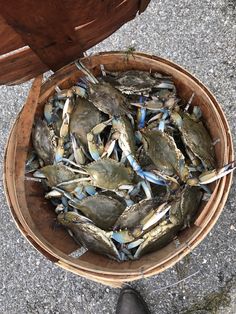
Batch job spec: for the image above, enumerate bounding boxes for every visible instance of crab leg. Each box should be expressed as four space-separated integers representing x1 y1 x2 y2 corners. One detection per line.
126 154 168 186
147 112 162 124
75 60 99 84
52 187 75 201
62 98 74 119
119 245 134 260
61 158 85 170
184 92 195 112
84 185 97 196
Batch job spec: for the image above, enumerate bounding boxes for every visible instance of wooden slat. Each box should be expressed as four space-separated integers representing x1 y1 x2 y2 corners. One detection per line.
0 15 25 55
0 0 82 70
0 48 49 85
0 0 141 73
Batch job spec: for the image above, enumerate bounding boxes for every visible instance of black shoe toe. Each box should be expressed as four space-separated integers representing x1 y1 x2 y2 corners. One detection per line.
116 287 151 314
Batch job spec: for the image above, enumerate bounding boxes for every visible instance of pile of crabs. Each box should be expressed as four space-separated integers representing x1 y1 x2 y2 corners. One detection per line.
27 61 235 261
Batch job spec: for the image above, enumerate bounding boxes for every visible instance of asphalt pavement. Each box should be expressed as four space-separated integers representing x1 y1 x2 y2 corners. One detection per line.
0 1 235 313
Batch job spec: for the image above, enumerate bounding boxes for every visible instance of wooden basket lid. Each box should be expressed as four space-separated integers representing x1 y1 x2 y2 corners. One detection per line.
0 0 150 85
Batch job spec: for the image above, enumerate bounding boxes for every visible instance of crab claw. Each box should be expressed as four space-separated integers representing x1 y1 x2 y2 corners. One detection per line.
127 239 144 250
87 119 112 161
44 102 53 124
158 108 169 132
142 203 171 231
55 138 64 163
200 161 236 184
33 169 46 178
137 96 146 129
111 230 135 244
101 139 116 158
60 113 70 138
62 98 74 119
170 111 183 128
73 186 87 200
45 190 63 198
187 161 236 185
72 85 87 98
141 171 167 186
87 133 101 161
71 134 86 165
126 154 168 186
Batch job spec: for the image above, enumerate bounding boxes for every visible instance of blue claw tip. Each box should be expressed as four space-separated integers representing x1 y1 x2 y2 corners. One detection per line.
84 185 96 196
138 107 146 129
158 120 165 132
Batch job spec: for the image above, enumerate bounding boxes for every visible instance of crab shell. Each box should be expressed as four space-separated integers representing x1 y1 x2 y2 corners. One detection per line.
87 81 130 116
141 129 189 181
57 212 120 261
104 71 173 95
34 164 76 187
75 195 126 230
32 118 55 165
181 113 216 169
85 158 134 190
166 186 203 226
70 98 103 146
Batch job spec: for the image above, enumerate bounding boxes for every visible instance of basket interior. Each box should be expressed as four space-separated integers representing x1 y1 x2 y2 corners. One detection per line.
9 53 230 276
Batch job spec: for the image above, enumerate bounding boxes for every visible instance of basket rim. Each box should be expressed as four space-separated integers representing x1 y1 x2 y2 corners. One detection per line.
3 51 234 283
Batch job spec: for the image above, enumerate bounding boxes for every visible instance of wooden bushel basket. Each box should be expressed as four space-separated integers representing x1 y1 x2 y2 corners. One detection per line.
3 52 234 287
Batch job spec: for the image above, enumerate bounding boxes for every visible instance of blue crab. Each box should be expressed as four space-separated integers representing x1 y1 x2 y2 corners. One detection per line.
140 129 189 182
171 111 216 169
57 212 121 261
134 186 203 258
69 194 125 231
32 118 55 165
75 61 130 116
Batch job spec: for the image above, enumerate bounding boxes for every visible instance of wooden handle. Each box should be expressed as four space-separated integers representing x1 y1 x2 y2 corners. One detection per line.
139 0 151 14
0 0 150 84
